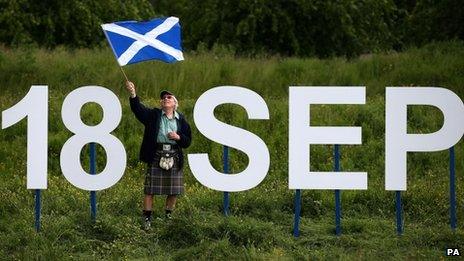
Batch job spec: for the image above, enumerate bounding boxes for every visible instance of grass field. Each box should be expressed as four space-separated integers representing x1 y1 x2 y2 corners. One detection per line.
1 41 464 259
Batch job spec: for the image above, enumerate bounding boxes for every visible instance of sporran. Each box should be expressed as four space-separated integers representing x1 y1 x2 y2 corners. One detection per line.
157 144 177 170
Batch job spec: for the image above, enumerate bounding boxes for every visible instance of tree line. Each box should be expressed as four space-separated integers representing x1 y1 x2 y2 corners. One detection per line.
0 0 462 57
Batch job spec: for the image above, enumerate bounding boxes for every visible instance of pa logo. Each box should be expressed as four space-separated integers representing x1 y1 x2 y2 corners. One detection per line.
446 248 460 256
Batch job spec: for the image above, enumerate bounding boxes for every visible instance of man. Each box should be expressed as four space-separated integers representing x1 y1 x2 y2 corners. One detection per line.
126 81 192 230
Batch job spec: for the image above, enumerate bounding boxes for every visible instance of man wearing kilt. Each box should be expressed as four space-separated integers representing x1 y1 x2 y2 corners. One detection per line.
125 81 192 230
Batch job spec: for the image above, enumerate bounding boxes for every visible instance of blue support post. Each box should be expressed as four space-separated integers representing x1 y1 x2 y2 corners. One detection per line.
34 189 41 232
396 191 403 235
293 189 302 237
90 143 97 222
334 144 341 236
223 145 230 216
449 146 457 231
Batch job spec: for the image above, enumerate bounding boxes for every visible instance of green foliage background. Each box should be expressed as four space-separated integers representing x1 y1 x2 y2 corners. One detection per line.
0 0 155 47
1 0 463 258
0 41 464 259
1 0 463 57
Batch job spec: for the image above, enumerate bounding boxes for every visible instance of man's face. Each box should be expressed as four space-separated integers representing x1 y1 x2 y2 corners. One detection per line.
161 94 175 110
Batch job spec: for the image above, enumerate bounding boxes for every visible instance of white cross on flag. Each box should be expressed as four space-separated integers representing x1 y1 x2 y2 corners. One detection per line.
101 17 184 66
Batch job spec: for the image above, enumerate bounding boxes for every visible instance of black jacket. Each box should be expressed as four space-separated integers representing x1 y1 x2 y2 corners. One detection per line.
129 96 192 168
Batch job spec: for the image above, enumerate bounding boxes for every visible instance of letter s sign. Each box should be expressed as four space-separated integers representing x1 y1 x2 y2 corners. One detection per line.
188 86 270 192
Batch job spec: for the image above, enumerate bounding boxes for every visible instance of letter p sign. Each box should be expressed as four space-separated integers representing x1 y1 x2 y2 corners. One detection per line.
386 87 464 191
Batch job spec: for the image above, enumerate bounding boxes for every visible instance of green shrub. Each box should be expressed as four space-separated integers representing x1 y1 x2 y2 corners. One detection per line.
0 0 155 47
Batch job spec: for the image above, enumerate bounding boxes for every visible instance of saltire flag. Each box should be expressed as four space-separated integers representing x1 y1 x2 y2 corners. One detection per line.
101 17 184 66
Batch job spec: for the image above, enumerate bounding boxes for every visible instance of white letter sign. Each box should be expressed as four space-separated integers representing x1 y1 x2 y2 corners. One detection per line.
188 86 270 192
385 87 464 190
289 87 367 190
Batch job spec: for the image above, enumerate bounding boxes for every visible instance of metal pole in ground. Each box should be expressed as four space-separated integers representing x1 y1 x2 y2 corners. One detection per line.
293 189 302 237
449 146 456 231
334 144 341 236
396 191 403 235
34 189 41 232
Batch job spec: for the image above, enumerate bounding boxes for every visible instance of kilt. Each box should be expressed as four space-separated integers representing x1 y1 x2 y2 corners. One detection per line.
144 153 184 195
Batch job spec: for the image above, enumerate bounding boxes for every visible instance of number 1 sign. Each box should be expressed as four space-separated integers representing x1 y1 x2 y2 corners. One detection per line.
2 86 48 189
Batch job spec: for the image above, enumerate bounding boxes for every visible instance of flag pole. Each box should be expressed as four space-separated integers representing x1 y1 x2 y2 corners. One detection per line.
119 66 129 82
101 27 130 82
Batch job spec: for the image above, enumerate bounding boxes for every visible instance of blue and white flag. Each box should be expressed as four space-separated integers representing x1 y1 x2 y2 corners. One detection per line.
101 17 184 66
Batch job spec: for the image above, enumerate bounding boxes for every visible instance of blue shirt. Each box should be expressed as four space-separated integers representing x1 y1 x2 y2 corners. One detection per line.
157 110 179 144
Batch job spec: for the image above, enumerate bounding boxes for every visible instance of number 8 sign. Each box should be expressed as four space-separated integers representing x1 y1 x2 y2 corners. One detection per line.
2 85 126 191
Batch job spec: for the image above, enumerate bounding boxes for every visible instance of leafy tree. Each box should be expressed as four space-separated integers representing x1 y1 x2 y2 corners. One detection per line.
406 0 464 45
153 0 400 57
1 0 463 57
0 0 155 47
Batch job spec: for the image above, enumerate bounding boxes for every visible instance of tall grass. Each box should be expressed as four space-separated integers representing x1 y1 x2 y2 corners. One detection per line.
0 41 464 259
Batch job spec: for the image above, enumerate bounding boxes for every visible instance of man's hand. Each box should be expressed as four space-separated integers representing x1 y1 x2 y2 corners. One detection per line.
167 131 180 141
125 81 136 98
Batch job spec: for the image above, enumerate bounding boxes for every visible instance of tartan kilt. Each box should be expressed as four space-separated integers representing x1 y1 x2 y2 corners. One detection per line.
144 153 184 195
